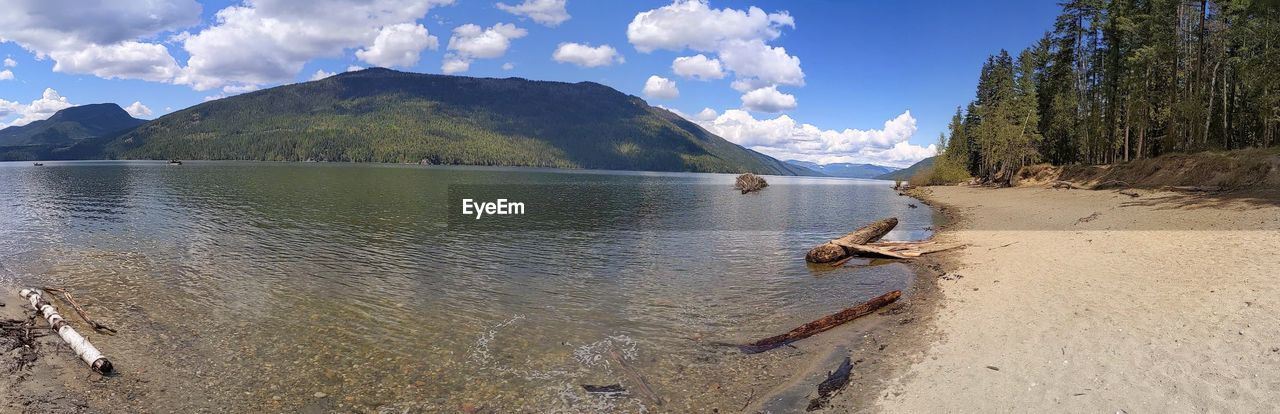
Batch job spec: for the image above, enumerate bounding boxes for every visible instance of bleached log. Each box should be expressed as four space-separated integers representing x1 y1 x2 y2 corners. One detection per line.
836 242 910 259
19 289 113 374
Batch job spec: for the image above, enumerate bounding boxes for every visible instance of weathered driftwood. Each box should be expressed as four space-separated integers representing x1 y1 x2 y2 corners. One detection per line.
740 290 902 354
1092 180 1130 190
806 356 853 411
19 289 113 374
1052 181 1079 189
805 218 898 263
734 173 768 194
42 287 116 335
607 348 662 407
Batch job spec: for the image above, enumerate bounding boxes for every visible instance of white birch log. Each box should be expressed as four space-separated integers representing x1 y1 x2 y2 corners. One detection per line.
19 288 113 374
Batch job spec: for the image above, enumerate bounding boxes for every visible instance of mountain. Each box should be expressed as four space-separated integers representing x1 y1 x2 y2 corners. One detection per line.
784 160 898 179
75 68 810 175
875 156 936 181
0 103 144 147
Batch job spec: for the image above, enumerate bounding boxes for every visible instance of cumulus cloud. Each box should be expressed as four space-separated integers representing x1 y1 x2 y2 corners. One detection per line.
497 0 570 27
443 23 527 74
502 62 515 70
0 88 74 128
0 0 199 82
643 75 679 99
124 101 153 118
671 54 724 80
347 65 365 72
0 70 11 81
356 23 439 68
685 109 936 167
310 69 336 81
177 0 454 90
740 85 796 113
628 1 803 110
552 43 623 67
3 58 15 68
222 84 260 94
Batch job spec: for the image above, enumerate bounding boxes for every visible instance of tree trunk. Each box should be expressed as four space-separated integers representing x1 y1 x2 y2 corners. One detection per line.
740 290 902 353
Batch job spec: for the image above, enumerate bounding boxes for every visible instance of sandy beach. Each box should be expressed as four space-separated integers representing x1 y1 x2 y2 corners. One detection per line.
859 185 1280 413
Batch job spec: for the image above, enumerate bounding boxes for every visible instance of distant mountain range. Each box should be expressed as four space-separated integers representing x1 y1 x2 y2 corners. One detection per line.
874 156 935 181
784 159 899 179
0 103 144 147
1 68 819 176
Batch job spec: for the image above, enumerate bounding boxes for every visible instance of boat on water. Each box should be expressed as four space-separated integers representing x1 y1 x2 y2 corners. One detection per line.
168 160 183 165
33 162 44 166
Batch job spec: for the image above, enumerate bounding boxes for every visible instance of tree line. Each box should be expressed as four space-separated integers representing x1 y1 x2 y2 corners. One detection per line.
932 0 1280 184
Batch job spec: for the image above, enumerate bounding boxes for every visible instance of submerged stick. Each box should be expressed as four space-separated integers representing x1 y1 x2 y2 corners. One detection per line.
43 287 117 335
19 289 113 374
740 290 902 354
806 356 853 411
607 348 663 407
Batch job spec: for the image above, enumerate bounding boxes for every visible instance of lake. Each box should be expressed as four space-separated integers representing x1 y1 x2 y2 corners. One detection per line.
0 161 934 413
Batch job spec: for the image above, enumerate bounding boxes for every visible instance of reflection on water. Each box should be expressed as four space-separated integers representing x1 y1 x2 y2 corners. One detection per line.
0 161 933 412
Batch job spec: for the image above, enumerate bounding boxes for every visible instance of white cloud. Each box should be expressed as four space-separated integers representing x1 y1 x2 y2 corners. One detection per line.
671 54 723 80
502 62 515 70
50 41 182 82
643 75 679 99
310 69 336 81
124 101 153 118
356 23 439 68
0 88 74 128
497 0 570 27
3 58 15 68
628 1 804 108
552 43 623 67
740 85 796 113
177 0 454 90
443 23 527 74
684 109 935 167
347 65 365 72
441 57 471 75
0 0 199 82
627 0 793 53
0 70 12 81
693 107 718 121
222 84 260 94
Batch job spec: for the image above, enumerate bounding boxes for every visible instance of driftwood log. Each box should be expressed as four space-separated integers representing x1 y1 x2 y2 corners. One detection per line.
740 290 902 353
19 289 113 374
735 173 768 194
805 218 898 263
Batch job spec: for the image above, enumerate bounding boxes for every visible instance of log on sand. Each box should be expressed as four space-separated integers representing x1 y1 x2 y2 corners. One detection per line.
19 289 113 374
806 356 853 411
740 290 902 354
805 218 898 263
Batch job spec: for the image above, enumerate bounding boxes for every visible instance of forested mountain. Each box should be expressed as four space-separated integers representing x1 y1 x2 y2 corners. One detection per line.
0 104 143 146
784 160 899 178
875 157 936 181
929 0 1280 184
58 68 807 175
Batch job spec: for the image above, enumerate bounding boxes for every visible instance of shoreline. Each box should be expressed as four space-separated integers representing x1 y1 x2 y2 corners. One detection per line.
838 185 1280 413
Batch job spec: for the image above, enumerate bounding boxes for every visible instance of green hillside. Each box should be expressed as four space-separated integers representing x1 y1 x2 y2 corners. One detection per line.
0 103 143 147
874 156 935 181
91 68 806 175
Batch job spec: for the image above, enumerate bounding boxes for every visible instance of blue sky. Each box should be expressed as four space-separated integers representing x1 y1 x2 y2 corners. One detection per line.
0 0 1060 167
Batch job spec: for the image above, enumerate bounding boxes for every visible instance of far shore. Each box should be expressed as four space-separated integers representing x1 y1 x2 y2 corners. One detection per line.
830 184 1280 413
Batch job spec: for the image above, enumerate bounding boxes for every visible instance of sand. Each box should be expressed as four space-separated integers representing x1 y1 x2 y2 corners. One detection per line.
867 186 1280 413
